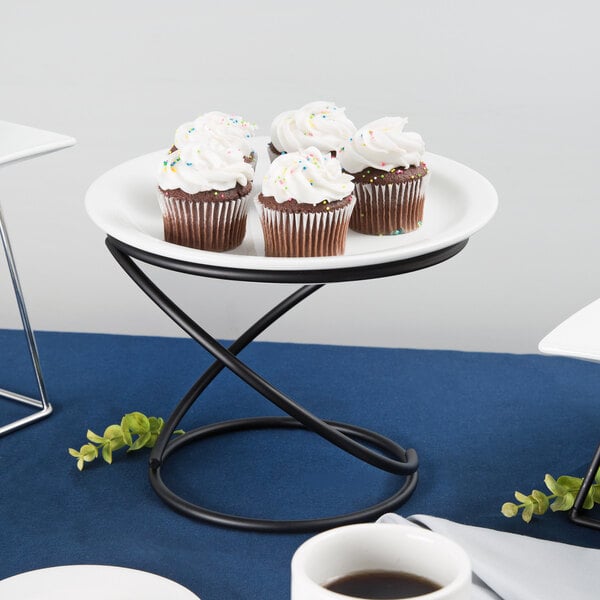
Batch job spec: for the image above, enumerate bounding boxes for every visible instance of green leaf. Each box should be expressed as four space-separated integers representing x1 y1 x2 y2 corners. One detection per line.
109 438 125 452
544 474 563 495
73 443 98 471
141 432 154 448
531 490 550 515
103 424 125 451
86 429 105 444
104 424 123 439
501 502 519 517
102 443 113 464
120 415 133 446
550 492 575 512
129 432 152 451
80 443 98 462
504 465 600 522
123 412 150 435
148 416 164 434
556 475 583 491
583 488 595 510
69 411 178 471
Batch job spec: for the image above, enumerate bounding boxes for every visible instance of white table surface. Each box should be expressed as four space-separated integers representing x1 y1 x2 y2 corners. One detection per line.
0 120 75 167
539 297 600 362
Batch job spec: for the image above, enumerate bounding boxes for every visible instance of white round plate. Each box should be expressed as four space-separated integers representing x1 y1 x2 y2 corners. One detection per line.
0 565 200 600
85 136 497 271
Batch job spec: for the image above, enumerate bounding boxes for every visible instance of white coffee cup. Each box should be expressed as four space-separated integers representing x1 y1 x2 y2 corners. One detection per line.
291 523 471 600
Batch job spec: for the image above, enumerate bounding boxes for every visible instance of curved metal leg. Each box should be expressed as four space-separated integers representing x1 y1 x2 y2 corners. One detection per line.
0 202 52 436
569 444 600 530
151 417 418 533
106 238 419 531
149 283 324 465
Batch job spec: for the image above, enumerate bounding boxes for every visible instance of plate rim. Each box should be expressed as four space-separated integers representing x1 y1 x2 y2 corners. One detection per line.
85 139 498 272
0 564 200 599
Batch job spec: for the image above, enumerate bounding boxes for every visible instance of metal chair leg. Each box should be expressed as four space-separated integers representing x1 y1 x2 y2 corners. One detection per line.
0 202 52 436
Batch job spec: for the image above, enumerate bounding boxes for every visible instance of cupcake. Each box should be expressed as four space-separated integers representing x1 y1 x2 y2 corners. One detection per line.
157 134 254 252
338 117 428 235
256 147 355 257
172 110 258 168
268 101 356 161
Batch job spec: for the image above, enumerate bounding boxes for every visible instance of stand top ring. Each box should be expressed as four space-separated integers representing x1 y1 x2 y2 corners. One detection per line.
106 236 468 284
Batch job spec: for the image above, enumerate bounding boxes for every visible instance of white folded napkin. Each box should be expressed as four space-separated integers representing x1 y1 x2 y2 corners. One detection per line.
377 513 599 600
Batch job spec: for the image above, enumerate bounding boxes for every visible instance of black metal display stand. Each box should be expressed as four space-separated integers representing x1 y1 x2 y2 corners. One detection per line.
570 444 600 530
105 235 468 532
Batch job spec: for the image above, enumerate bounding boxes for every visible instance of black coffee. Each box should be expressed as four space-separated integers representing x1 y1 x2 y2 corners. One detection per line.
324 570 441 599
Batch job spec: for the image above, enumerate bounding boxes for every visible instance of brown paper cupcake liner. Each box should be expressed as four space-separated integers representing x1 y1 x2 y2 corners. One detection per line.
267 143 281 163
158 192 250 252
248 151 258 170
257 198 355 257
350 174 429 235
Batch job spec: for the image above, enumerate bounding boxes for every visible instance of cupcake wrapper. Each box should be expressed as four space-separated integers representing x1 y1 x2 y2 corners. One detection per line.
158 192 250 252
267 144 281 163
257 198 355 257
350 174 429 235
248 151 258 170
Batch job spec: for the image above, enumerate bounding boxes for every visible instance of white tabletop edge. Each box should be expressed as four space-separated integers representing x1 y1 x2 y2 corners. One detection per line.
0 121 76 167
538 297 600 362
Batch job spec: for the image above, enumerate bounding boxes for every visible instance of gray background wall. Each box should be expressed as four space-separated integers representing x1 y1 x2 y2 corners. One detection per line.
0 0 598 353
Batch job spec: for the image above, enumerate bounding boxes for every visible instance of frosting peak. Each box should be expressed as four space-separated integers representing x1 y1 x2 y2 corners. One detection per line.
158 134 253 194
174 111 257 156
262 147 354 205
338 116 425 173
270 101 356 154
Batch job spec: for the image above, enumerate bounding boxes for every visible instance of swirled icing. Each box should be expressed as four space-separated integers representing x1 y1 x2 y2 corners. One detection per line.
158 135 253 193
262 147 354 205
270 101 356 154
174 111 257 156
338 117 425 173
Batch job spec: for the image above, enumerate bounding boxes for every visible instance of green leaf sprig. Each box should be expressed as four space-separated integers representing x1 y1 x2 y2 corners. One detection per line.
68 411 183 471
501 469 600 522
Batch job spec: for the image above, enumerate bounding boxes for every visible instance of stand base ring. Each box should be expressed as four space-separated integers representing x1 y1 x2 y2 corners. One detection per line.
149 416 418 533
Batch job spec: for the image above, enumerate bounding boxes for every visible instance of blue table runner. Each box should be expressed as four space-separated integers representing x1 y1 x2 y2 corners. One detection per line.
0 330 598 599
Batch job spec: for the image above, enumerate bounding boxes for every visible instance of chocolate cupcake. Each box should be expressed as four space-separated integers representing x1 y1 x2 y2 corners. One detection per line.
256 147 355 257
338 117 429 235
157 136 254 252
173 110 258 168
269 101 355 162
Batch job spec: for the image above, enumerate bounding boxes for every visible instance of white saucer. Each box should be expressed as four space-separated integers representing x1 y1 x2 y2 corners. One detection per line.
85 136 497 271
0 565 200 600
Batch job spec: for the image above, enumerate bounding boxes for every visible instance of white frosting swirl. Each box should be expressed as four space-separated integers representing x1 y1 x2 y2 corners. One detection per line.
338 117 425 173
262 147 354 205
158 135 253 193
174 111 257 156
270 101 356 154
